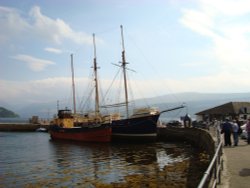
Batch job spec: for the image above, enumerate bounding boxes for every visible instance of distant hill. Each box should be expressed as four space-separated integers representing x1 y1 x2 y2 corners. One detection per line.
135 92 250 120
2 92 250 119
0 107 19 118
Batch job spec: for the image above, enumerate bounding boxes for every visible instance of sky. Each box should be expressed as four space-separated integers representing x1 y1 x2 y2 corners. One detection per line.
1 0 250 111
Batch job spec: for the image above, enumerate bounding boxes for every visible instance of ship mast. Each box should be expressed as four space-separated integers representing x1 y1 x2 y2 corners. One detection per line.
92 33 100 117
71 54 76 114
120 25 129 118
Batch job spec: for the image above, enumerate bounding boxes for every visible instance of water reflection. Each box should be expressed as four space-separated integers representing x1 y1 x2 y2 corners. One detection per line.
1 132 195 187
48 140 192 186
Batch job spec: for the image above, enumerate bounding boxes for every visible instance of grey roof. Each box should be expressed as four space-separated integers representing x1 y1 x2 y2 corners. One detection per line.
195 102 250 115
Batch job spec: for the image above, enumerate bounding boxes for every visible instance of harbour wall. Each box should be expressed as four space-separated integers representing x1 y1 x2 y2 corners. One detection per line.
157 127 215 156
0 123 42 131
157 127 216 187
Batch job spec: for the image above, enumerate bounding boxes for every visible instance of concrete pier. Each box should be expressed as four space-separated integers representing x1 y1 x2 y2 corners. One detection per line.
0 123 40 131
159 126 250 188
218 139 250 188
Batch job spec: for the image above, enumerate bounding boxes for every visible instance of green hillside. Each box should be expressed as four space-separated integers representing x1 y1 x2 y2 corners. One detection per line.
0 107 19 118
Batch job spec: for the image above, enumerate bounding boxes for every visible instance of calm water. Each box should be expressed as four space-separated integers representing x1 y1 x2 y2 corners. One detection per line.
0 132 200 187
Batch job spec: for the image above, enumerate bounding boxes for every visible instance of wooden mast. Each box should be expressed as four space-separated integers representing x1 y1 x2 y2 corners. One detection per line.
70 54 76 114
120 25 129 118
92 33 100 117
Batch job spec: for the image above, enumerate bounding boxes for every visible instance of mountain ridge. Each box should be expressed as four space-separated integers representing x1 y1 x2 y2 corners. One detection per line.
0 107 19 118
1 92 250 119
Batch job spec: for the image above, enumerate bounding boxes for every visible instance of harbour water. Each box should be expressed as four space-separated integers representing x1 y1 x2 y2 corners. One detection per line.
0 132 204 187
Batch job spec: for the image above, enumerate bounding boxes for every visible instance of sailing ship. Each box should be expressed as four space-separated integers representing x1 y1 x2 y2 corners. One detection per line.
50 25 184 142
49 34 112 143
105 25 184 142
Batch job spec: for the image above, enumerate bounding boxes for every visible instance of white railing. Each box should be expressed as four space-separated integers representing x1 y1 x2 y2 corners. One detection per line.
197 121 224 188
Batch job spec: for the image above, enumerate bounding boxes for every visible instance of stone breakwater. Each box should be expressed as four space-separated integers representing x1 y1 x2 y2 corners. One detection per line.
0 123 40 131
157 127 215 156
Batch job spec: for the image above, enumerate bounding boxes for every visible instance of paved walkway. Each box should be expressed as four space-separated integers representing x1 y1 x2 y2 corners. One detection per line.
218 138 250 188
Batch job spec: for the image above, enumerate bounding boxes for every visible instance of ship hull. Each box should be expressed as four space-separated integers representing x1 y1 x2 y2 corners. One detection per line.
111 114 160 142
49 124 112 143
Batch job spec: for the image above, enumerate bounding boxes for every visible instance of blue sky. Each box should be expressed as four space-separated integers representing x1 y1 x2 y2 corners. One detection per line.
1 0 250 109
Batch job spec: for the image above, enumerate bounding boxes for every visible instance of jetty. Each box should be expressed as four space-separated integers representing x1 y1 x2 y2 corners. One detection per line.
0 123 41 131
0 116 50 132
218 139 250 188
158 123 250 188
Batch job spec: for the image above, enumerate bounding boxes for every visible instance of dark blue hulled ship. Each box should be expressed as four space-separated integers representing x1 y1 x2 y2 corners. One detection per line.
104 25 184 142
111 108 160 142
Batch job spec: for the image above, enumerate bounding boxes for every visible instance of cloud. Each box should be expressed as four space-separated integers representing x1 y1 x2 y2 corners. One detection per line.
0 6 30 43
0 5 92 45
29 6 92 44
0 77 91 107
12 54 55 71
179 0 250 75
180 8 216 38
167 72 250 93
44 47 63 54
0 78 69 103
200 0 250 16
1 73 249 110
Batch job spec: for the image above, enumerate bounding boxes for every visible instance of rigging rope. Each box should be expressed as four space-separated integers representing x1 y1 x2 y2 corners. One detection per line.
125 31 182 105
78 71 95 113
101 68 121 104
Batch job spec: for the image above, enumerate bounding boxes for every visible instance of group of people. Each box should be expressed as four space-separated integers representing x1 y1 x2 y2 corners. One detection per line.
221 118 250 146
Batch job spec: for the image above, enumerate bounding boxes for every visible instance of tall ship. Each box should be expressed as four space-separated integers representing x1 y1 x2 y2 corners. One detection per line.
50 26 184 142
49 34 112 143
105 25 184 142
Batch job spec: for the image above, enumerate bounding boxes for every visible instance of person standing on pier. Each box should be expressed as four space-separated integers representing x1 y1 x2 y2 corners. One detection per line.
221 118 232 146
246 118 250 144
232 119 239 146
